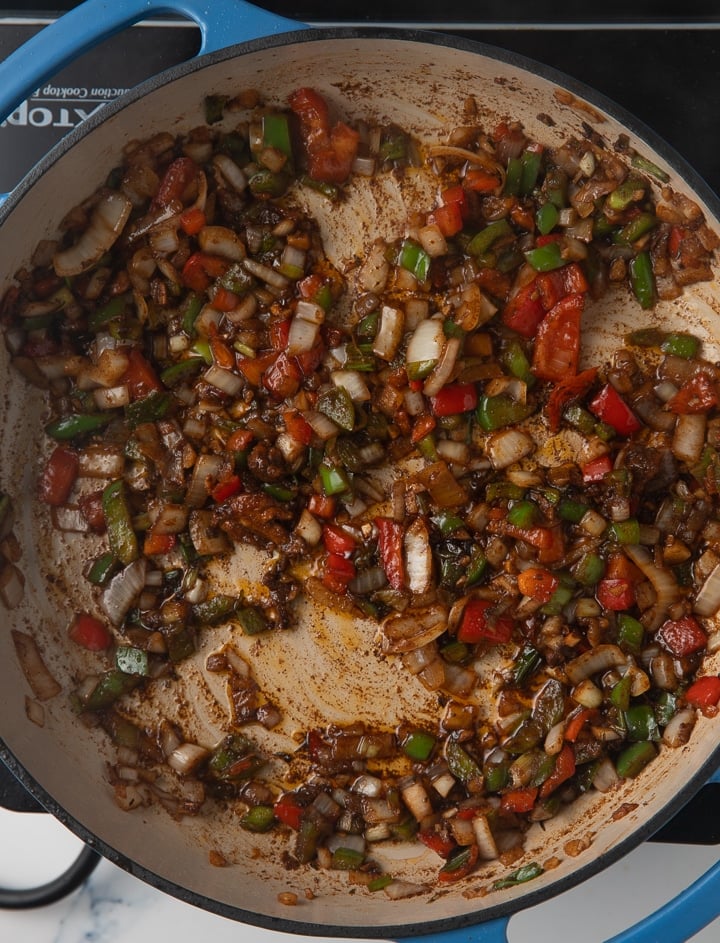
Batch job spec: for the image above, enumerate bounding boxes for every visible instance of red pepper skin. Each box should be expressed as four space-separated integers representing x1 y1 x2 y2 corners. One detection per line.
182 252 229 292
273 793 304 830
288 87 359 183
152 156 198 209
211 475 243 503
427 201 464 237
307 493 337 520
322 524 356 556
656 615 708 657
68 612 112 651
38 446 79 506
581 454 613 483
437 844 479 883
122 348 163 399
685 675 720 708
430 382 478 417
375 517 405 591
179 206 206 235
418 827 456 859
668 372 719 414
588 383 642 436
532 293 584 383
596 577 635 611
502 282 545 338
457 598 514 645
500 786 538 814
143 531 177 556
262 353 302 399
545 367 598 432
321 553 356 594
564 707 592 743
463 169 501 192
539 743 576 798
283 410 314 445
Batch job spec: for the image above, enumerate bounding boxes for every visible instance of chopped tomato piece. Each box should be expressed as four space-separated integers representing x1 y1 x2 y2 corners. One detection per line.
38 445 79 506
237 351 277 387
500 786 538 814
516 566 560 603
288 87 359 183
457 598 514 645
685 675 720 708
656 615 708 657
181 252 229 292
440 184 466 207
605 552 644 584
561 261 589 295
269 318 292 351
430 382 478 417
588 383 642 436
539 743 576 798
211 286 240 312
375 517 405 591
532 292 584 382
68 612 112 651
596 577 635 611
668 372 719 414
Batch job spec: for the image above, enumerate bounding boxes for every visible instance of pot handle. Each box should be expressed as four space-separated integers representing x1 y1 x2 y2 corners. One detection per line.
0 0 303 126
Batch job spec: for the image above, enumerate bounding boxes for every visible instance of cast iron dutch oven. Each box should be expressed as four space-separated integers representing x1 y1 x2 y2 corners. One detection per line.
0 2 719 941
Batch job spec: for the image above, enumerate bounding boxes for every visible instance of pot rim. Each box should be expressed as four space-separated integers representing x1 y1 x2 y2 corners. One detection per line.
1 24 719 938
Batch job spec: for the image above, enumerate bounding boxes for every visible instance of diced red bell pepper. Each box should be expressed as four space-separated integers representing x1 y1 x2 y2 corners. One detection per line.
226 428 254 453
437 844 479 883
78 490 106 533
321 553 357 594
179 206 206 235
539 743 576 798
427 201 464 238
182 252 229 292
288 87 359 183
211 474 243 503
410 413 437 445
488 520 555 551
237 351 277 388
430 382 478 417
588 383 642 436
307 493 337 520
375 517 405 591
500 786 538 814
561 261 590 295
581 454 613 483
668 372 719 414
457 598 514 645
283 410 315 445
269 318 292 351
418 827 456 859
68 612 112 651
153 156 198 209
143 531 177 556
536 525 566 565
211 285 240 313
262 352 302 399
501 281 545 338
656 615 708 657
322 524 357 555
464 168 501 192
122 348 163 399
38 445 79 506
596 577 635 611
532 293 584 383
516 566 560 603
564 708 592 743
273 793 304 830
684 675 720 708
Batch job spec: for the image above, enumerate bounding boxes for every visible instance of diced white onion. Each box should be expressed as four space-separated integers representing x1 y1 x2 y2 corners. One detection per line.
54 191 132 277
331 370 371 403
212 154 247 193
203 364 243 396
406 317 444 366
693 562 720 616
565 644 627 685
101 558 147 625
93 384 130 409
486 428 534 469
373 305 405 361
662 706 697 748
243 257 289 290
672 412 706 464
199 225 246 261
287 316 320 355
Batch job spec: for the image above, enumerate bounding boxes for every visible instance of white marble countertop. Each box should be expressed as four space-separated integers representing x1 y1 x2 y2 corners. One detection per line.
0 806 718 943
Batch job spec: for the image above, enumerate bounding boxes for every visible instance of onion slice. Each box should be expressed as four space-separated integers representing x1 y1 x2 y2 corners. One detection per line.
11 630 61 701
54 191 132 276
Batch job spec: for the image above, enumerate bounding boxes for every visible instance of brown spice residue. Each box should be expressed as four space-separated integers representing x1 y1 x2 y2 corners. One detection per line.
208 849 229 867
543 856 562 871
278 891 299 906
611 802 639 822
564 835 593 858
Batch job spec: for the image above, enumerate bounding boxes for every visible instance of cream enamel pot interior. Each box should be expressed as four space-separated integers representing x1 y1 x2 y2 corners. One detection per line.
0 3 720 941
